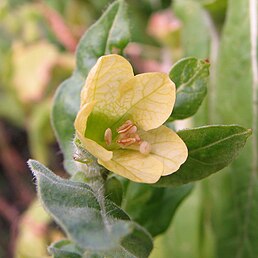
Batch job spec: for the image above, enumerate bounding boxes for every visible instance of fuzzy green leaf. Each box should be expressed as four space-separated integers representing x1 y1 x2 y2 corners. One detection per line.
83 237 153 258
155 125 251 187
48 239 83 258
123 182 193 237
76 0 130 77
170 57 209 120
28 160 152 257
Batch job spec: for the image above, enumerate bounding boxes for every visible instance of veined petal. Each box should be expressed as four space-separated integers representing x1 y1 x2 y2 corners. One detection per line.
98 150 163 183
74 102 112 161
80 54 134 117
74 102 95 135
76 132 113 162
140 125 188 175
111 73 176 131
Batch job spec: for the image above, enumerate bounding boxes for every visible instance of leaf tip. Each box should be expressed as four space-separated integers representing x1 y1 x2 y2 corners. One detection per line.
27 159 44 179
27 159 36 174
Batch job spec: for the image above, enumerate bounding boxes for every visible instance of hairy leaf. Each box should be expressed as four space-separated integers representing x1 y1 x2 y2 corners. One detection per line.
28 160 152 257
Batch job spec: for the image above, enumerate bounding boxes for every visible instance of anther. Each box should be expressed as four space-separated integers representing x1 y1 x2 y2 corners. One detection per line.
117 137 136 146
127 125 137 134
119 125 138 139
117 120 134 133
104 128 112 146
128 133 141 143
139 141 151 155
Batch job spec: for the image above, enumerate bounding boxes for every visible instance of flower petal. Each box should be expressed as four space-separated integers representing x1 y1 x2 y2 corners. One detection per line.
98 150 163 183
140 125 188 175
80 54 134 117
74 102 95 135
74 102 113 161
111 72 176 131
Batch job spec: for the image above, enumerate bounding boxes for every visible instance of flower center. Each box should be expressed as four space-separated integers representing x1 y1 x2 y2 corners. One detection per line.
104 120 151 155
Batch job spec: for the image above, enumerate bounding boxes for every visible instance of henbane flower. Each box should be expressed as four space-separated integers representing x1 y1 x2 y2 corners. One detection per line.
74 54 188 183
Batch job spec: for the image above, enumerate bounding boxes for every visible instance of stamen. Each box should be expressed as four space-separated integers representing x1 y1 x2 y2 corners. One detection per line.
104 128 112 146
116 120 143 148
139 141 151 155
128 133 141 143
127 125 137 134
119 125 138 139
117 120 133 133
117 137 136 146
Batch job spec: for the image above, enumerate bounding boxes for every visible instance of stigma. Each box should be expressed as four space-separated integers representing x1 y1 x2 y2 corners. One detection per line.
139 141 151 155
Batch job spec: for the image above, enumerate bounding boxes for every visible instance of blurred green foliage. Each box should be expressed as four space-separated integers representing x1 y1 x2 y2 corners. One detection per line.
152 1 258 258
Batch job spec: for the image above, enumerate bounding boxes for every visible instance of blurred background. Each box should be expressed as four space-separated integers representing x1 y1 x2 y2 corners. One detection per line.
1 0 256 258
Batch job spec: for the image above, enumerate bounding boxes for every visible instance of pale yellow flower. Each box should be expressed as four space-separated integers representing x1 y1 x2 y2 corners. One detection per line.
74 54 188 183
